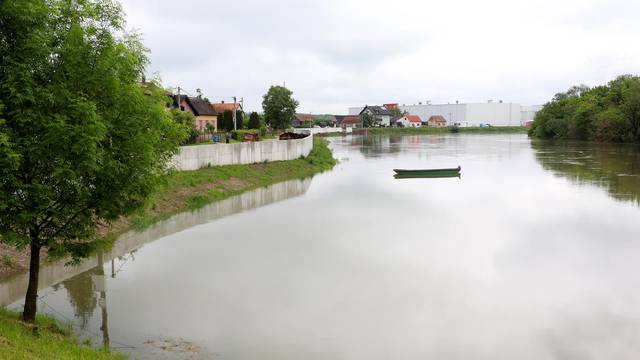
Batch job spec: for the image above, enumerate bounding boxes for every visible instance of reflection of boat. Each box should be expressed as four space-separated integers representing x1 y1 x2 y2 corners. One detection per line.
393 166 461 178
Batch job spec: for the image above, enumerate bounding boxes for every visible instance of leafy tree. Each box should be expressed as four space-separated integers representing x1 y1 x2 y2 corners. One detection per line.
361 113 373 128
220 109 234 132
0 0 187 322
171 108 198 144
387 107 408 122
248 112 261 129
530 75 640 142
262 85 299 129
236 110 244 130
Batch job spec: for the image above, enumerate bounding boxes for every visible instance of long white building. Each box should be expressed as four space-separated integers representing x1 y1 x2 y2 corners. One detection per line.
348 102 543 127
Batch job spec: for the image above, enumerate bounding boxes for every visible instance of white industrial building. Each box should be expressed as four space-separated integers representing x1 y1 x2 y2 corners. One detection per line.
348 102 543 127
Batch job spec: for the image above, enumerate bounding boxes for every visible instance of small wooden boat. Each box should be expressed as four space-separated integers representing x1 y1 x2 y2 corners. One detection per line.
393 166 461 177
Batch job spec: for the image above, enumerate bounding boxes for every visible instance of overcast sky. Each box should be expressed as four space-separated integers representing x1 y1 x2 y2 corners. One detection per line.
121 0 640 114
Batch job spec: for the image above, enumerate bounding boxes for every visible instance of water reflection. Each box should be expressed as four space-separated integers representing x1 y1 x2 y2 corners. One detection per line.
532 140 640 204
1 178 312 307
4 135 640 359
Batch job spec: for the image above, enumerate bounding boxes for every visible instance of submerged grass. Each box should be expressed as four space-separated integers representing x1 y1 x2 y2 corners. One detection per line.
0 308 125 360
128 137 336 230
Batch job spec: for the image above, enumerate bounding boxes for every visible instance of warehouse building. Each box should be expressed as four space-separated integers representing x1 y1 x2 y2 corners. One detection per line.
348 101 543 127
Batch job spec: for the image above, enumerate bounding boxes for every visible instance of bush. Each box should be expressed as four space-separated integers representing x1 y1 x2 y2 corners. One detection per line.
248 112 261 129
260 126 267 137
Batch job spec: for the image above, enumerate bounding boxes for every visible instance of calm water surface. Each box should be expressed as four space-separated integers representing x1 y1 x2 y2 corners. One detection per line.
5 134 640 359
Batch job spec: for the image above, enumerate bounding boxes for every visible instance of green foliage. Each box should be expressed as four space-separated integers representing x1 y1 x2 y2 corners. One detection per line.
248 112 261 129
260 126 267 137
219 109 234 132
230 129 258 141
262 85 299 129
0 0 187 319
361 113 373 128
387 107 408 121
171 108 198 144
530 75 640 142
0 308 125 359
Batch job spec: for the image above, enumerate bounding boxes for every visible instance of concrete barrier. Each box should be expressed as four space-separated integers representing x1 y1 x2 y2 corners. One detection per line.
173 133 313 171
293 127 352 135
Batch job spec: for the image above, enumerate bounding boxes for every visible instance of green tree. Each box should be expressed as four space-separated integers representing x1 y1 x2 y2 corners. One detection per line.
220 109 234 132
0 0 187 322
262 85 299 129
248 112 261 129
171 108 198 144
361 113 373 128
530 75 640 142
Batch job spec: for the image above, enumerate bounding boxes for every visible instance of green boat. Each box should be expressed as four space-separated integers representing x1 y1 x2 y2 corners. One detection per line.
393 166 461 177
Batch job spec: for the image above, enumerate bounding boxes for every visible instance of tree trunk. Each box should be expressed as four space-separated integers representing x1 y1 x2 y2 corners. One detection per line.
22 243 41 323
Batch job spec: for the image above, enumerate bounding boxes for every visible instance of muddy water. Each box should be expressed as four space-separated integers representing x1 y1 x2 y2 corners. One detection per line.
4 134 640 359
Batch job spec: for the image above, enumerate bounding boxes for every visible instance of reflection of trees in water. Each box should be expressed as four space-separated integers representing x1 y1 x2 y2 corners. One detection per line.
532 140 640 204
60 267 100 329
354 135 435 158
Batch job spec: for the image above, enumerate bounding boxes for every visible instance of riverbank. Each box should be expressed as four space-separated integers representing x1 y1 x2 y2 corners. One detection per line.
0 138 336 279
0 308 125 359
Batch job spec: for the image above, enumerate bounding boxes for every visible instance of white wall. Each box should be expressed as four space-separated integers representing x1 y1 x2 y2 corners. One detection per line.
400 104 467 126
173 135 313 171
465 102 521 126
294 127 352 135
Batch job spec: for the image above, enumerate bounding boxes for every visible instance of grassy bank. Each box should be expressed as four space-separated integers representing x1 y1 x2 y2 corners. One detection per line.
127 137 336 230
0 308 125 360
364 126 527 135
0 137 336 279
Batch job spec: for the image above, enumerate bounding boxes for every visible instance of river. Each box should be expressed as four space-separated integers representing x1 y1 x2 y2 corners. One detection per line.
3 133 640 359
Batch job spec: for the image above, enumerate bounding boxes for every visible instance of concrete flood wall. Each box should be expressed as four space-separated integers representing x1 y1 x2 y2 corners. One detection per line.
173 134 314 171
0 178 312 307
293 127 352 135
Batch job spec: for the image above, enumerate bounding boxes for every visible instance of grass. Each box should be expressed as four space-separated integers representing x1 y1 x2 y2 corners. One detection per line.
0 308 125 360
364 126 528 135
128 137 337 230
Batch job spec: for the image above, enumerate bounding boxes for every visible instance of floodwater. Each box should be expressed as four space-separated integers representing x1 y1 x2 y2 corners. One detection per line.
4 134 640 359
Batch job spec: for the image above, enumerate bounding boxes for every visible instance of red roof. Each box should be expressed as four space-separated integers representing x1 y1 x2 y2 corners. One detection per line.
212 102 240 113
341 115 361 124
383 103 398 109
294 114 314 122
407 115 422 123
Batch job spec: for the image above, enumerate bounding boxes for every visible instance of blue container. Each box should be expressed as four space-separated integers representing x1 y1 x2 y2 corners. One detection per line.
212 134 221 142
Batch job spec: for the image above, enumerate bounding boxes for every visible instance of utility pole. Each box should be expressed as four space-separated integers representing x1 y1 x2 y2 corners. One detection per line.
176 86 181 110
233 96 237 131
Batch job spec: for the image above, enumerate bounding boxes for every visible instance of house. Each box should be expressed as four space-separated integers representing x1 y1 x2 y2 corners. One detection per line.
428 115 447 127
340 115 362 128
175 95 218 131
292 114 314 127
359 105 392 127
396 115 422 128
212 100 241 114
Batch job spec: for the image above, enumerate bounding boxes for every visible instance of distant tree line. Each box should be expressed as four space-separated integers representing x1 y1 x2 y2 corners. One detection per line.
530 75 640 142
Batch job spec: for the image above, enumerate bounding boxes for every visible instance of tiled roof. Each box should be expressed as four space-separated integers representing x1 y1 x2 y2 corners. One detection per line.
176 95 217 116
407 115 422 123
360 105 392 116
294 114 314 122
212 102 240 113
428 115 447 123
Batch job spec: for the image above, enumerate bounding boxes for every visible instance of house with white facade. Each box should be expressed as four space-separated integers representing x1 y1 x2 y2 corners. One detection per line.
360 105 392 127
350 101 542 127
396 115 422 127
